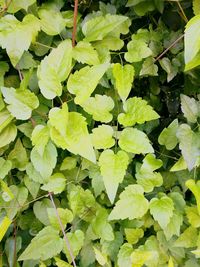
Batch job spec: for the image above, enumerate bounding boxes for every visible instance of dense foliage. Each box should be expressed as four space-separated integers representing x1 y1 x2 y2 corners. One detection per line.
0 0 200 266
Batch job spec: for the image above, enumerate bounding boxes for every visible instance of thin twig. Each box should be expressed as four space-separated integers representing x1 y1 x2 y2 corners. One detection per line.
155 34 184 62
72 0 79 47
176 0 188 23
48 192 77 267
13 220 17 267
16 66 23 81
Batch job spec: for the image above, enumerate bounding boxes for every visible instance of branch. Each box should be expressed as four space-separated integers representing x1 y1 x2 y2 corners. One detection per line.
48 192 77 267
72 0 79 47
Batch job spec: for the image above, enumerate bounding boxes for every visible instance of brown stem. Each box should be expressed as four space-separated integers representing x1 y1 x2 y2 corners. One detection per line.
13 220 17 267
72 0 79 47
48 192 77 267
155 34 184 62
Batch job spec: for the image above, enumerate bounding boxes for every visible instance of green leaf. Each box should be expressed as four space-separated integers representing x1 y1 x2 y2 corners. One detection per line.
49 103 68 136
5 236 22 267
193 0 200 15
38 9 66 36
158 119 179 150
0 157 12 179
0 14 40 66
31 125 50 156
112 63 135 102
173 226 198 248
38 40 72 99
93 246 108 266
18 226 63 261
33 199 52 225
176 124 200 170
159 57 178 82
163 212 183 241
82 94 114 123
8 138 28 171
47 208 73 230
0 180 14 202
73 41 100 65
49 111 96 163
149 196 174 229
184 15 200 71
26 162 45 184
1 86 39 120
170 156 187 172
31 141 57 178
60 157 77 171
125 39 152 63
54 257 72 267
0 123 17 148
41 173 66 194
118 128 154 154
185 179 200 215
0 216 12 242
125 228 144 244
99 149 129 203
180 94 200 123
67 63 109 105
91 125 115 150
118 97 159 127
108 185 149 220
24 175 40 199
117 243 133 267
82 14 128 42
140 57 158 76
63 230 84 263
136 154 163 192
131 250 152 267
8 0 36 13
185 206 200 228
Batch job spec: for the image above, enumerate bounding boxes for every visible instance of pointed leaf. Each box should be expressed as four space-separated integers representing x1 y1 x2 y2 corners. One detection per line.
0 216 12 242
99 149 129 203
158 119 179 150
0 157 12 179
31 125 50 156
180 94 200 123
109 185 149 220
91 125 115 149
73 41 100 65
41 173 66 194
47 208 73 230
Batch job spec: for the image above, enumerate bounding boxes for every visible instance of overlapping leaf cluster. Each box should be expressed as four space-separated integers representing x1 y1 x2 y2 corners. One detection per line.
0 0 200 266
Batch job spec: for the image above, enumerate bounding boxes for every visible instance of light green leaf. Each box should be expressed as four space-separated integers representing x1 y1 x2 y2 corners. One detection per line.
117 243 133 267
180 94 200 123
176 124 200 170
170 156 187 172
159 57 178 82
91 125 115 150
73 41 100 65
48 103 68 136
0 180 14 202
24 175 40 199
193 0 200 15
38 40 72 99
31 141 57 178
0 157 12 179
0 108 13 133
60 157 77 171
185 206 200 228
31 125 50 156
94 36 124 51
68 185 97 222
119 128 154 154
118 97 159 127
82 14 128 42
18 51 36 70
99 149 129 203
38 9 66 36
158 119 179 150
18 226 63 261
163 212 183 241
47 208 73 230
8 0 36 13
0 14 40 66
173 226 198 248
49 112 96 163
140 57 158 76
1 86 39 120
41 173 66 194
91 207 114 241
63 230 84 263
125 228 144 244
108 185 149 220
125 39 152 63
0 123 17 148
67 64 109 105
131 250 152 267
54 257 72 267
184 15 200 71
112 63 135 102
0 216 12 242
8 138 28 171
82 94 114 123
26 162 45 184
93 246 108 266
33 199 52 225
149 196 174 229
186 179 200 215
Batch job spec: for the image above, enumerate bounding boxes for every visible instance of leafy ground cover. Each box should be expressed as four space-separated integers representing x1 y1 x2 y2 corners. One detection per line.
0 0 200 266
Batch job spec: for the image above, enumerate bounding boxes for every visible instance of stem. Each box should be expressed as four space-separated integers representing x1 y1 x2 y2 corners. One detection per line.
13 220 17 267
72 0 79 47
176 0 188 23
48 192 77 267
16 66 23 81
155 34 184 62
